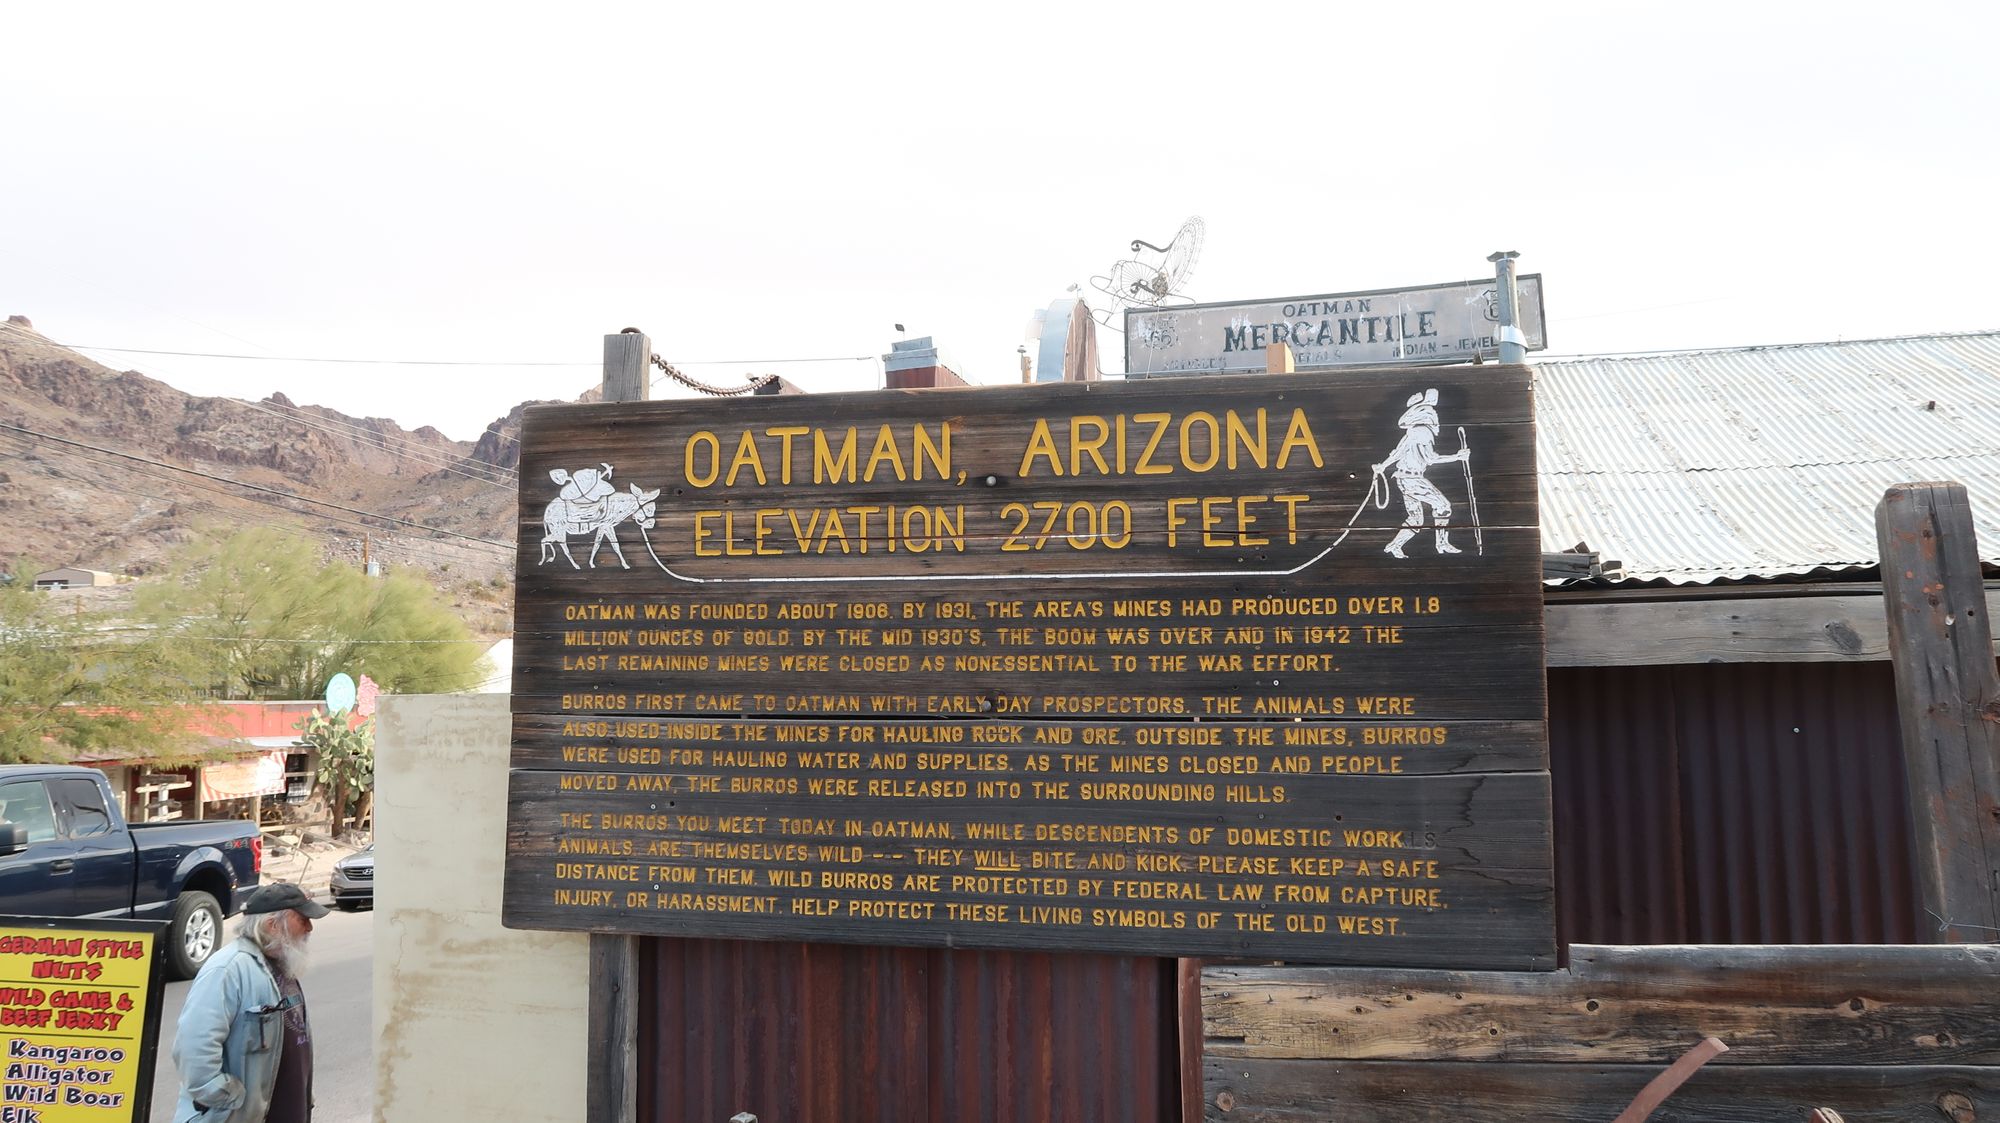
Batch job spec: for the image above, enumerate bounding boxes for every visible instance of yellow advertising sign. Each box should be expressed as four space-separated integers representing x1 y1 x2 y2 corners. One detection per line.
0 919 166 1123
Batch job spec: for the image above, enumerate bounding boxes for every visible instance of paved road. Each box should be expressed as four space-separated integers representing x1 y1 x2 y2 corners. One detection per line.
147 904 373 1122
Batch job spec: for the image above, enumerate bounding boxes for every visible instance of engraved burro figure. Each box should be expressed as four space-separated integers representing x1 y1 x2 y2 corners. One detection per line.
1372 389 1470 559
540 463 662 569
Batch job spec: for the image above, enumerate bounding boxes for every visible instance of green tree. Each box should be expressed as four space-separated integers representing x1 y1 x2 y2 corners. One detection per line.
0 569 200 763
139 528 487 700
298 708 373 837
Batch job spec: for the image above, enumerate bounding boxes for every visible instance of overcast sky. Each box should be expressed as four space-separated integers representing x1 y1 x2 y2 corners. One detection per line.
5 2 1995 441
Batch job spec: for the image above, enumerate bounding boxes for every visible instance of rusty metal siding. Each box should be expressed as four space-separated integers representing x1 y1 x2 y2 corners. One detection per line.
633 660 1922 1120
637 937 1179 1122
1549 662 1919 947
1548 665 1690 945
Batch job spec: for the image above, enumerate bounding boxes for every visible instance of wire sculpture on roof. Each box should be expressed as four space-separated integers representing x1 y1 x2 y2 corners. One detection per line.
1086 216 1205 330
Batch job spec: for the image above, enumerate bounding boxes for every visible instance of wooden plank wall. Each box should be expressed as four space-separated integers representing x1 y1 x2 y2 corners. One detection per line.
1201 944 2000 1121
1544 590 2000 666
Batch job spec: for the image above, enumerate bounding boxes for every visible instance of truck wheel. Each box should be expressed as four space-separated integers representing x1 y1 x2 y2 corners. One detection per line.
168 891 223 980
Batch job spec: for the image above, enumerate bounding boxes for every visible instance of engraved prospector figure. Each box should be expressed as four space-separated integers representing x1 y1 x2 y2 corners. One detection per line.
540 465 661 569
1372 388 1470 559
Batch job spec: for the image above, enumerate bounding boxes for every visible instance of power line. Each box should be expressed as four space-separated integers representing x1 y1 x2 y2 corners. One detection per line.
671 355 874 366
2 323 875 368
15 451 497 567
1 317 535 473
0 422 515 551
238 393 514 473
0 320 885 453
223 396 519 490
0 430 508 561
1 430 427 550
2 321 524 486
101 631 498 645
60 344 593 367
0 436 325 546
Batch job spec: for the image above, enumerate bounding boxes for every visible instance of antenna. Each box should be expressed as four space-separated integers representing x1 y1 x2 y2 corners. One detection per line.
1086 216 1206 329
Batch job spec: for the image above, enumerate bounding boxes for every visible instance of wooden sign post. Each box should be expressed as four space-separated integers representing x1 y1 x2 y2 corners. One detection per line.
589 330 645 1123
1877 482 2000 942
507 366 1555 969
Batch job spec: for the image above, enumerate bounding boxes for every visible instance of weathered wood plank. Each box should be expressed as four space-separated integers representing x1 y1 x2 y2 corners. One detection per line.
1547 591 2000 666
510 716 1552 776
1202 943 2000 1065
512 368 1544 586
509 616 1551 723
510 526 1549 724
1201 1059 1999 1122
502 766 1555 968
586 931 638 1123
601 331 649 407
1878 482 2000 941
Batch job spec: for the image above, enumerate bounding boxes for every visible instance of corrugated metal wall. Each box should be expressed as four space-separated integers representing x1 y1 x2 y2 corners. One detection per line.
1549 662 1918 946
632 660 1925 1120
636 937 1180 1123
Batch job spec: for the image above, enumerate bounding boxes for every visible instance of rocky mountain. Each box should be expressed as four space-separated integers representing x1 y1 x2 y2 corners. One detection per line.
0 316 568 636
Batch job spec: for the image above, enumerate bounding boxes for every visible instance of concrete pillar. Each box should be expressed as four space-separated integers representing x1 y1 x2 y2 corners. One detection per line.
373 695 589 1121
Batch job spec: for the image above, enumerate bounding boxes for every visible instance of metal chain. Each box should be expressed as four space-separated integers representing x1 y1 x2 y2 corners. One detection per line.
650 353 780 396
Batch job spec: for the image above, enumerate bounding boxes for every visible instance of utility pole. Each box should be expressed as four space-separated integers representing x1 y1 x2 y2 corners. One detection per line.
1488 251 1526 365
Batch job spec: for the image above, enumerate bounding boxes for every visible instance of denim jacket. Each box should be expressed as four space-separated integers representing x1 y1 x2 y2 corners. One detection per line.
172 935 285 1123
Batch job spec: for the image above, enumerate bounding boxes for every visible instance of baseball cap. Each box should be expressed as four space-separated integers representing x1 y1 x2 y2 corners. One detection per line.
242 883 330 919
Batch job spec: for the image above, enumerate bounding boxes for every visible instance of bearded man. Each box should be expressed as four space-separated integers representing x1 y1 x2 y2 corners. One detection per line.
173 883 326 1122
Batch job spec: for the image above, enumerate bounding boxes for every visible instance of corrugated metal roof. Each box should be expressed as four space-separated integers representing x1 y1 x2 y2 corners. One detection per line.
1536 330 2000 583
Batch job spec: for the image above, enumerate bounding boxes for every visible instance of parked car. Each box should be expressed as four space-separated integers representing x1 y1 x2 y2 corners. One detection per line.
330 844 373 910
0 765 263 978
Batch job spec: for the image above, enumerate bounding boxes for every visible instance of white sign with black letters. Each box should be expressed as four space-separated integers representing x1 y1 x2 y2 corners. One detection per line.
1123 275 1547 377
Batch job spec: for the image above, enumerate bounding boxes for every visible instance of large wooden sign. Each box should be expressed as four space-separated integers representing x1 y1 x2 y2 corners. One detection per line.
504 366 1555 968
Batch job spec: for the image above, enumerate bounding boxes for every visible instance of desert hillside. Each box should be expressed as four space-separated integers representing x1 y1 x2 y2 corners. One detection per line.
0 316 565 636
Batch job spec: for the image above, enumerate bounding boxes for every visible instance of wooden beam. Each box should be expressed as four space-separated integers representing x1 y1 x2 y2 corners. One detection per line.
1200 1059 1999 1122
1203 943 2000 1065
1263 342 1294 374
586 932 639 1123
1878 482 2000 942
1544 591 2000 666
601 331 650 405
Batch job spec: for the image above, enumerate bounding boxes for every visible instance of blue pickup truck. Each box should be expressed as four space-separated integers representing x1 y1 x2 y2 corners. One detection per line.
0 765 263 978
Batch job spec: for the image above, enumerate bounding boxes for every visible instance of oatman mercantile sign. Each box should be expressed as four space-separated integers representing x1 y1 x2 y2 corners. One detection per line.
502 365 1555 969
1124 276 1549 377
